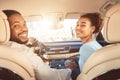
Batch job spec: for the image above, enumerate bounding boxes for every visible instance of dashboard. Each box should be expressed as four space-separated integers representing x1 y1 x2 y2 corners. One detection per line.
42 41 82 69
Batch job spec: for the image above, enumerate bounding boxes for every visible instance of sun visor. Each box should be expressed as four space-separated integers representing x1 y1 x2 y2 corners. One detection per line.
24 15 42 22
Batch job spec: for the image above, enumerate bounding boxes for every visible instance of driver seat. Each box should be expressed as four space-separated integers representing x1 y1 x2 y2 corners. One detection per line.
0 11 35 80
77 3 120 80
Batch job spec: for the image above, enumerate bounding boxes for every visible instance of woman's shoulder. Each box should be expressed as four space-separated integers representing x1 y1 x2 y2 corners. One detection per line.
84 40 100 46
81 40 102 50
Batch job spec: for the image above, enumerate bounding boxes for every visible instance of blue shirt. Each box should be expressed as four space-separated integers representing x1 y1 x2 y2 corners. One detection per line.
78 40 102 71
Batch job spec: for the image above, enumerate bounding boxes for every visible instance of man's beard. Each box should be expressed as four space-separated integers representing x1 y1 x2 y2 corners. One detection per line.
10 38 28 44
17 39 28 44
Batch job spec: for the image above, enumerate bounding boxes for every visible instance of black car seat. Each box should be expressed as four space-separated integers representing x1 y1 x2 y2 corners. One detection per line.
96 32 110 46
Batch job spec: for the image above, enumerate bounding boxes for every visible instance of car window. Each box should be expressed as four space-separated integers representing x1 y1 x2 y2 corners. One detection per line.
26 18 80 42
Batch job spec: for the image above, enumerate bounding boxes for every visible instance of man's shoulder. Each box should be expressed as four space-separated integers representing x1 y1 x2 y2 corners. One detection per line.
5 41 29 49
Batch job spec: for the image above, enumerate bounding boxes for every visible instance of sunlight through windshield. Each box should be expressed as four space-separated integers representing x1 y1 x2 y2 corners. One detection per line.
27 19 79 42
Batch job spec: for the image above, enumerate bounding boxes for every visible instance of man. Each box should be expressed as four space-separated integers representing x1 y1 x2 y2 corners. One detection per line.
3 10 72 80
3 10 45 54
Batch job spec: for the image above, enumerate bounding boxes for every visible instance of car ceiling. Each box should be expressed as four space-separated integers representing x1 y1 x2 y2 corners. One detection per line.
0 0 109 16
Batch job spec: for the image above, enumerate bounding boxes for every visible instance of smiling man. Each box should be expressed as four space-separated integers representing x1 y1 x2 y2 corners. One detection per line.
3 10 45 55
3 10 72 80
3 10 28 44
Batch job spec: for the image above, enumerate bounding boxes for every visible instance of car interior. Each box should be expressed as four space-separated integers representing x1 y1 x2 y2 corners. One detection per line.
0 0 120 80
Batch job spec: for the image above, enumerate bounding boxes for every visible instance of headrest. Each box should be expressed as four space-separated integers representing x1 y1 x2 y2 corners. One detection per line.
104 3 120 43
0 11 10 44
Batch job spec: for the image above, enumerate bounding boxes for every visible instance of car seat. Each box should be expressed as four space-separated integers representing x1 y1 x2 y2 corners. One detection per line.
0 11 35 80
77 3 120 80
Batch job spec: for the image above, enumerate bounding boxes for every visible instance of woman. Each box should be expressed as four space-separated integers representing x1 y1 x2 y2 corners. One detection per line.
75 13 103 71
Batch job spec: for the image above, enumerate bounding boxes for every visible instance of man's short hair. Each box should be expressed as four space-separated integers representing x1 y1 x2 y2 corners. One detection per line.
3 10 21 18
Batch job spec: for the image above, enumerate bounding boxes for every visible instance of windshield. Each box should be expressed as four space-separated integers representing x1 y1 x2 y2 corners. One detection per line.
26 18 80 42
